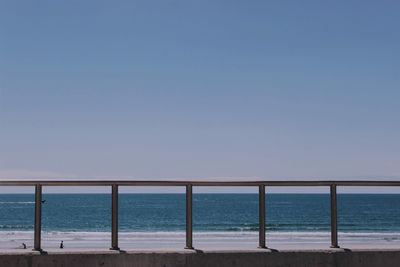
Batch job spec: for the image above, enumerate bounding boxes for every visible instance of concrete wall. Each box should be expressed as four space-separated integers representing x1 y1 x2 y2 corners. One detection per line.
1 249 400 267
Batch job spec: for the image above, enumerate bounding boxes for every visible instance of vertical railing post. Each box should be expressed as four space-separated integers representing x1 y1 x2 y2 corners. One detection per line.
185 184 194 249
330 184 339 248
33 184 42 251
110 184 119 250
258 184 266 248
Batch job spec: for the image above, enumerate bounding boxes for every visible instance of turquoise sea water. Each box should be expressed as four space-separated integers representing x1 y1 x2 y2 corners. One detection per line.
0 194 399 233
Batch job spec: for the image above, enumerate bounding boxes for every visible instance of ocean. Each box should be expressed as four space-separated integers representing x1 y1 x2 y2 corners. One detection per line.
0 194 400 249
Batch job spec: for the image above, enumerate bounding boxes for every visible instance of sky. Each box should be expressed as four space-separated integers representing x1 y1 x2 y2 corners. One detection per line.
0 1 399 193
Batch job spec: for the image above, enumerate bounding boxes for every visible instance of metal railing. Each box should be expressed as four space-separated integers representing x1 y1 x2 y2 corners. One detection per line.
1 180 399 251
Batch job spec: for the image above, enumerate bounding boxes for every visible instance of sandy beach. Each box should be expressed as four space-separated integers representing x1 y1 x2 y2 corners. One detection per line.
1 231 400 251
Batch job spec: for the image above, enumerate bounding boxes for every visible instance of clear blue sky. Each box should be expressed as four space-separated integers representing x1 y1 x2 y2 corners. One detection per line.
1 1 399 192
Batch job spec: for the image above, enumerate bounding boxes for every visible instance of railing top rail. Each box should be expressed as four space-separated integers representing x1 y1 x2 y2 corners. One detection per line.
0 180 400 186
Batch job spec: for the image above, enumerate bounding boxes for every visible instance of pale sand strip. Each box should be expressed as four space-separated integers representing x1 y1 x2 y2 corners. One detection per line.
1 231 400 251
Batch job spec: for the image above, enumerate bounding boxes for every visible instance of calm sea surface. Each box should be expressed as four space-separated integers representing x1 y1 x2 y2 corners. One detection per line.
0 194 399 233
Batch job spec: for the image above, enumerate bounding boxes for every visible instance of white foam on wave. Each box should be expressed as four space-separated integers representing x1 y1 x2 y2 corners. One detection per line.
0 202 35 204
2 230 400 240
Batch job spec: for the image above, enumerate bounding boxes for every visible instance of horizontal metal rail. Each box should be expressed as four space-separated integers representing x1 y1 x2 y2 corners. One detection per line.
1 180 400 186
0 179 399 251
